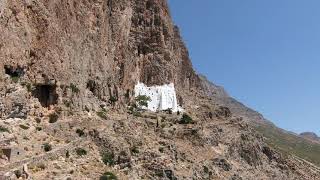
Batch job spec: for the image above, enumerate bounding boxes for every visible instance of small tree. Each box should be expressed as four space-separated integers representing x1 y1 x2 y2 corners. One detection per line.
76 148 87 156
43 143 52 152
76 129 85 137
49 113 59 123
135 95 151 109
102 152 115 166
70 83 80 94
179 114 193 124
0 126 9 133
109 96 118 105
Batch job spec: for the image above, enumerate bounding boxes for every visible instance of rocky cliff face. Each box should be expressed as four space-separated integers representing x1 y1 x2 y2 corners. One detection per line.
1 0 320 180
0 0 201 109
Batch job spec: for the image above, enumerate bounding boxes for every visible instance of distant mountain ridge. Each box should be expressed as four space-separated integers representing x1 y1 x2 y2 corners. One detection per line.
300 132 320 143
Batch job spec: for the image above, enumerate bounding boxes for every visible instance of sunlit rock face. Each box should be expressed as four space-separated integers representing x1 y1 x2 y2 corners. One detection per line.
134 82 182 112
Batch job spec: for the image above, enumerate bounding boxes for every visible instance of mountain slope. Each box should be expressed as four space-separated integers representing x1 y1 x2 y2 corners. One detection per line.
201 74 320 167
0 0 319 179
300 132 320 143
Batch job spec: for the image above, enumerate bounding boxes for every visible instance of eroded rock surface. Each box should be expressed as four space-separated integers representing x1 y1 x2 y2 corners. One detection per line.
0 0 319 180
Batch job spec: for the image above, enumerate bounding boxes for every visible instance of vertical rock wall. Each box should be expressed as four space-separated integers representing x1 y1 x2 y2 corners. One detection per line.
0 0 203 108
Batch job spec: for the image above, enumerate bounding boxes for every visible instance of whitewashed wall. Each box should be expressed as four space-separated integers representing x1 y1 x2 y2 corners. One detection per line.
134 82 183 112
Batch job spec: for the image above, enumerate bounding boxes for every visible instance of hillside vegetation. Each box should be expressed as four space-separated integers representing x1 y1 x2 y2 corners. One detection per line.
254 124 320 167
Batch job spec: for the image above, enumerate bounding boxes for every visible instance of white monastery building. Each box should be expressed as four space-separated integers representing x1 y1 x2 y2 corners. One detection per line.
134 82 183 112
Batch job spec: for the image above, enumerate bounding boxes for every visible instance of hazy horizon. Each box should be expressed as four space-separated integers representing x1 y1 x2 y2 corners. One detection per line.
169 0 320 135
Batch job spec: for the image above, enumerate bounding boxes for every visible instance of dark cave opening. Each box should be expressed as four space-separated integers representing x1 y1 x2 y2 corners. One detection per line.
32 85 58 107
87 80 97 93
4 65 25 78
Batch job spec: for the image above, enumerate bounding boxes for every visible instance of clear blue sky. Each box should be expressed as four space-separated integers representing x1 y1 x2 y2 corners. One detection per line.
168 0 320 135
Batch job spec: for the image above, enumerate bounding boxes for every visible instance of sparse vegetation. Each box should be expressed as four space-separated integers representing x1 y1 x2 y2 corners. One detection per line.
164 108 173 114
76 129 85 137
0 126 9 133
76 148 87 156
35 118 41 124
97 110 108 119
179 114 193 124
161 124 166 128
36 127 42 131
135 95 151 108
109 96 118 105
70 83 80 93
19 124 30 130
43 143 52 152
11 76 20 83
100 172 118 180
159 147 164 153
63 100 71 108
128 104 142 117
254 124 320 167
130 146 139 154
49 113 59 123
14 170 22 178
102 152 115 166
26 83 33 92
132 110 142 117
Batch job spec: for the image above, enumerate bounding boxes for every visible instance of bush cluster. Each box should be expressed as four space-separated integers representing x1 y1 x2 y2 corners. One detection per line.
49 113 59 123
102 152 115 166
179 114 193 124
43 143 52 152
76 148 87 156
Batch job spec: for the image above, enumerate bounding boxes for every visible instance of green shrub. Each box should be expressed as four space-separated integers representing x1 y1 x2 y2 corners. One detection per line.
14 170 22 178
100 172 117 180
76 129 85 137
109 96 118 105
11 76 20 83
102 152 115 166
159 147 164 153
76 148 87 156
36 127 42 131
70 83 80 93
179 114 193 124
130 146 139 154
43 143 52 152
49 113 59 123
26 83 33 92
0 126 9 133
35 118 41 124
132 110 142 117
135 95 151 108
19 124 30 130
161 124 166 128
164 108 173 114
97 111 107 120
64 100 71 108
